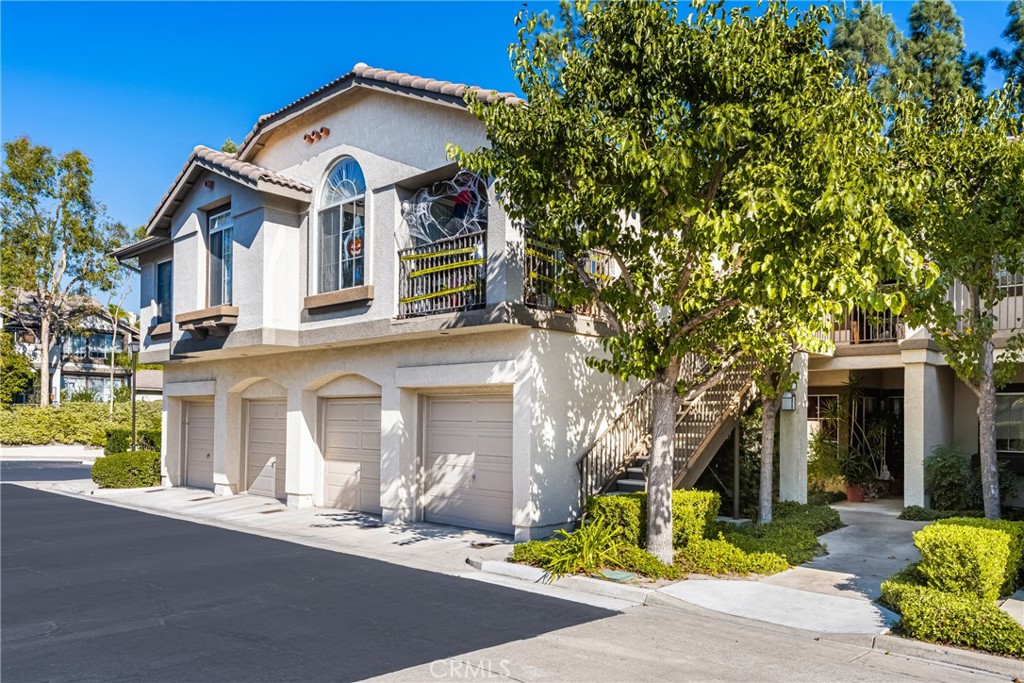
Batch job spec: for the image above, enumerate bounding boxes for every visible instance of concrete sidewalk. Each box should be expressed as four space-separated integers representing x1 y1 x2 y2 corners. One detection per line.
0 444 103 462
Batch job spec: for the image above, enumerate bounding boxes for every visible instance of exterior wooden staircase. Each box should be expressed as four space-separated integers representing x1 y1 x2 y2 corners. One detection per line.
575 359 756 505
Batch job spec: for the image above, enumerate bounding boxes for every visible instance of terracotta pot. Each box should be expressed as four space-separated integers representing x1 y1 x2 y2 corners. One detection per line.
845 485 866 503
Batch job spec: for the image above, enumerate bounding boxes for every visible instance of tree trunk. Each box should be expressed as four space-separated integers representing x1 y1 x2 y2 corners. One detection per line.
38 314 51 406
759 394 780 524
646 358 682 564
977 337 1001 520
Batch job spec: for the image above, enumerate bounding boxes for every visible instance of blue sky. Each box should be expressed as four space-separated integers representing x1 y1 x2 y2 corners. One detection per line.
0 1 1016 308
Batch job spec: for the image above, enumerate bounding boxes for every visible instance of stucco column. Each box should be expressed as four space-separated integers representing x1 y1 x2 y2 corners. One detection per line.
380 385 418 524
902 347 954 508
513 365 536 542
778 352 809 503
212 387 236 496
285 386 317 509
161 396 178 487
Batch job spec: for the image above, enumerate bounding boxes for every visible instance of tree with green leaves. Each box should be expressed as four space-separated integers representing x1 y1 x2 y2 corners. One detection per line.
455 0 921 560
221 138 238 154
0 137 124 406
893 88 1024 520
0 331 36 404
991 1 1024 97
892 0 985 104
830 1 902 101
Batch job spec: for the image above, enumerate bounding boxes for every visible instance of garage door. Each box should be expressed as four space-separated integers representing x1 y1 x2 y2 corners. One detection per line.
185 402 214 489
246 400 286 499
322 398 382 514
423 395 513 533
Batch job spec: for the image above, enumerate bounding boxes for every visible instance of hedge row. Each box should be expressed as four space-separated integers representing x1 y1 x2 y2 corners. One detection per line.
91 451 161 489
105 428 161 455
0 402 161 446
584 490 721 548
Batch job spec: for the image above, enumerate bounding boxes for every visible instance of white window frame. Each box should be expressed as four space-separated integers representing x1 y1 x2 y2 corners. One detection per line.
996 392 1024 453
208 207 233 307
316 157 367 294
155 259 173 324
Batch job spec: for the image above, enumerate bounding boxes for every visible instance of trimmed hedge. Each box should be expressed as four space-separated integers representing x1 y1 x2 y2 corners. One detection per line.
710 501 843 565
0 402 162 446
91 450 161 489
936 517 1024 597
914 524 1009 602
898 505 983 522
881 574 1024 658
105 428 161 455
676 535 789 576
584 490 721 548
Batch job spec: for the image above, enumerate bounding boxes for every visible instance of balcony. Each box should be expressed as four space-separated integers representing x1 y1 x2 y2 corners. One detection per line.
397 231 486 318
524 236 611 317
831 308 905 345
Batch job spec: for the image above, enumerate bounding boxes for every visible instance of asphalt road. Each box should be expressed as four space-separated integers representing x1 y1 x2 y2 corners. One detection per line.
0 461 93 482
1 485 613 683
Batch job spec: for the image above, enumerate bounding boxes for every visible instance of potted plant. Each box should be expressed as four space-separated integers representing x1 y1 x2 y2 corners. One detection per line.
839 449 874 502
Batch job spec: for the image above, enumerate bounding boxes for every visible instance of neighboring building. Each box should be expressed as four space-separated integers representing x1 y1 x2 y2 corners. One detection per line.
3 292 141 404
135 368 165 401
115 63 1022 541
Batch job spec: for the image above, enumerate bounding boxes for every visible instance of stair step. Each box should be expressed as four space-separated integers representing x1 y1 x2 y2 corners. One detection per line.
626 467 647 478
616 478 647 492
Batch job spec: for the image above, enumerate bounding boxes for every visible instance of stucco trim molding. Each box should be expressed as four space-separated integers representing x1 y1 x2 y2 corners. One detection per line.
164 380 216 397
304 285 374 313
148 322 172 338
176 305 239 339
395 360 518 388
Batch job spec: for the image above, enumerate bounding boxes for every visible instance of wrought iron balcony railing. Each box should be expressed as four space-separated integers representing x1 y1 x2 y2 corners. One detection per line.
397 231 486 319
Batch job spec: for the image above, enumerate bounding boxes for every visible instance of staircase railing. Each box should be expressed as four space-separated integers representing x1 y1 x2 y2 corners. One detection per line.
574 353 708 506
673 361 756 487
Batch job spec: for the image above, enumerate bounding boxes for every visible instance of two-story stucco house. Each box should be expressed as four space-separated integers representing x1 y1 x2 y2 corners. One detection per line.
113 64 648 541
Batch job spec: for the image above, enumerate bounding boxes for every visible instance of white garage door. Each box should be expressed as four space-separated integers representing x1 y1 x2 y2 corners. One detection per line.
246 400 286 499
424 394 513 534
322 398 382 514
185 402 214 489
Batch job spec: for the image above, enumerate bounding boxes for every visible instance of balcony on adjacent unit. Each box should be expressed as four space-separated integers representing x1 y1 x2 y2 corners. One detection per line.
830 308 905 345
524 235 612 318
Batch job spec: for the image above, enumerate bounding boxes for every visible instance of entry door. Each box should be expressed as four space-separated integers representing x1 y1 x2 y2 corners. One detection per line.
246 400 286 498
423 394 513 533
185 402 214 489
322 398 382 514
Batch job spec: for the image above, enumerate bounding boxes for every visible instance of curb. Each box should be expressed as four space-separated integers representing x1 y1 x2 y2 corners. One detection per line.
867 634 1023 679
468 558 653 605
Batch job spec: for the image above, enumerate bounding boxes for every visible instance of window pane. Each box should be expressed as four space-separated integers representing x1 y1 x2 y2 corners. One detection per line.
319 207 340 292
210 233 223 306
340 199 365 289
209 211 232 306
156 261 173 324
996 394 1024 452
222 226 233 305
324 158 366 207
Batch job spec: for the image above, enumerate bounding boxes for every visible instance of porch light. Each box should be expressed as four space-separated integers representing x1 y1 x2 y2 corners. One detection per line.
781 391 796 412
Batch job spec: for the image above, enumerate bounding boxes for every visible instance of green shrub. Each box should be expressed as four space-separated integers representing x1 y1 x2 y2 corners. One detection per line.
104 428 161 456
914 524 1009 602
881 579 1024 658
91 450 161 488
717 523 823 565
0 401 162 446
773 500 843 535
936 517 1024 596
925 443 1017 510
507 524 680 580
898 505 983 521
585 490 721 549
676 535 789 576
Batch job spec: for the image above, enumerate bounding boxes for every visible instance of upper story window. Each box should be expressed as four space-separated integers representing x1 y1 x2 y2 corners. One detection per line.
155 260 173 324
208 208 233 306
319 157 366 293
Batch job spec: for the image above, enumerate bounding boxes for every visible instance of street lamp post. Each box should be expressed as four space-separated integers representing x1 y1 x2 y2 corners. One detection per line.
128 339 140 451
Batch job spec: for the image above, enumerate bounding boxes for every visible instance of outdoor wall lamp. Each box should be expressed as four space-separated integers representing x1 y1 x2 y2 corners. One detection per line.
781 390 796 412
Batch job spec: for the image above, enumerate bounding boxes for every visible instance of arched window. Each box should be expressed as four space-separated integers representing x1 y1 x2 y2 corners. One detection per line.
319 157 366 292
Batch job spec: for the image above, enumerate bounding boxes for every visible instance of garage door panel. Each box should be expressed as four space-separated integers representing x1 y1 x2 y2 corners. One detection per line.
246 400 286 499
424 395 513 534
185 402 214 489
322 398 382 514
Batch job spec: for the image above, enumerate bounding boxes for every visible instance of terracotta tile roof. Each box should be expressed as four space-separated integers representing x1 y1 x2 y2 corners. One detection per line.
145 146 311 235
238 62 522 159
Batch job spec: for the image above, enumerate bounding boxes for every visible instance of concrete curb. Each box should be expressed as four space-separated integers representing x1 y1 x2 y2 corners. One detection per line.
866 634 1023 679
468 558 653 605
